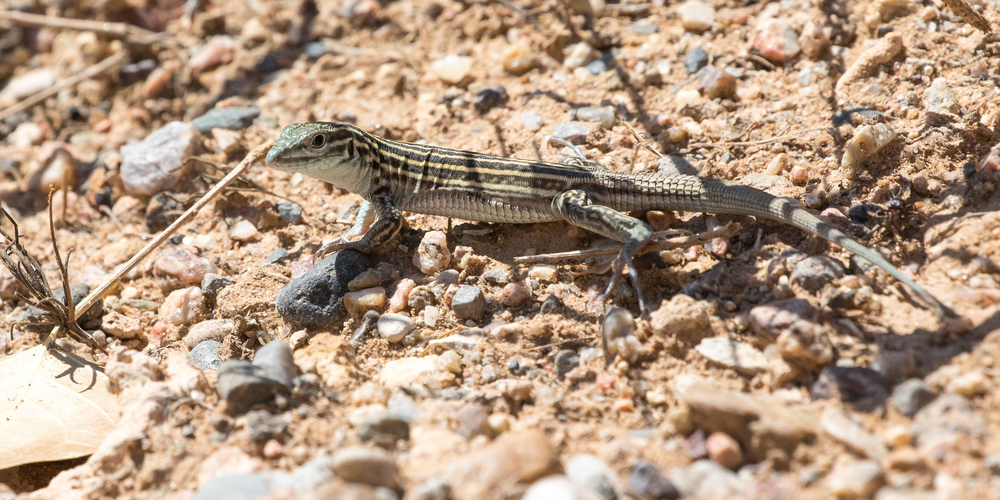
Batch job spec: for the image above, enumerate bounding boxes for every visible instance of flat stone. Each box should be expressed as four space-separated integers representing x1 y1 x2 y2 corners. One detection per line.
192 107 260 133
626 461 679 500
573 107 615 129
275 201 303 225
791 255 845 292
826 460 884 499
377 313 416 343
185 319 237 349
891 378 937 416
252 340 297 388
331 445 400 490
923 77 959 115
521 112 544 132
669 460 746 498
217 360 290 414
551 122 592 145
677 1 715 31
749 298 818 340
811 366 890 412
188 340 223 370
441 430 562 499
451 285 486 320
353 409 409 448
121 122 201 196
523 476 601 500
565 454 622 500
695 337 767 373
820 407 888 461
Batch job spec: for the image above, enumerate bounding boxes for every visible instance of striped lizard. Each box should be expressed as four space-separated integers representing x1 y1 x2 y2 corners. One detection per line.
265 122 955 318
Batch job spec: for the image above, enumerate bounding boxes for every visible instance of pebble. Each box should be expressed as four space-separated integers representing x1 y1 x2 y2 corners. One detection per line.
502 45 536 75
923 77 959 115
263 248 287 265
501 283 530 307
455 404 492 439
677 1 715 32
27 283 103 327
408 286 435 312
228 220 258 242
444 430 561 498
276 250 373 329
695 337 767 374
669 460 747 498
799 21 830 60
351 310 380 347
189 36 235 72
193 472 273 500
820 407 888 461
348 270 382 292
523 476 600 500
705 432 743 469
694 66 737 100
451 285 486 320
554 350 579 377
826 460 885 499
121 122 201 196
626 461 679 500
159 286 207 326
188 340 223 370
584 59 609 75
749 298 817 339
332 445 401 490
540 295 565 315
911 394 987 460
946 369 989 397
212 129 242 155
811 366 890 412
377 313 416 342
142 66 175 99
379 355 443 388
573 107 615 129
521 112 544 131
657 156 699 175
751 19 800 64
684 47 709 75
474 87 508 114
275 201 303 225
430 55 474 85
528 264 558 282
414 231 451 274
191 107 260 133
388 279 415 312
253 341 297 387
565 454 622 500
891 379 937 416
563 42 598 70
602 307 636 357
353 409 410 448
216 360 290 413
202 273 235 303
424 305 440 327
842 122 896 170
344 287 387 316
0 69 55 101
184 319 237 349
791 255 845 292
551 122 591 145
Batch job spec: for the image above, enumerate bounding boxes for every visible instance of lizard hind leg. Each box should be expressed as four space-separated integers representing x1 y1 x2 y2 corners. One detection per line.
553 190 655 313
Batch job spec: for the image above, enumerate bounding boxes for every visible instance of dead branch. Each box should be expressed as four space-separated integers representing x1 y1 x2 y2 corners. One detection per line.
0 52 126 122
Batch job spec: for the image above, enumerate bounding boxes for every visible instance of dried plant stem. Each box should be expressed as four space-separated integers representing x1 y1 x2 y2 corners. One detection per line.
0 10 164 43
514 222 741 264
69 143 274 322
0 52 126 122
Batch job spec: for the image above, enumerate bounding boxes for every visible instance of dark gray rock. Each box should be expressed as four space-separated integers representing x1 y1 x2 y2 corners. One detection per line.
891 378 937 417
191 107 260 133
684 47 709 75
811 366 889 412
627 461 680 500
275 201 303 225
351 310 380 347
263 248 288 265
540 295 565 315
555 350 580 377
252 340 297 387
791 255 845 292
451 285 486 320
121 122 200 196
188 340 223 370
474 87 508 114
276 250 373 329
26 282 102 328
202 273 235 307
217 360 290 413
245 410 287 442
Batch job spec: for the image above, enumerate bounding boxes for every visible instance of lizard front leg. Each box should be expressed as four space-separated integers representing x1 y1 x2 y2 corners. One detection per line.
316 190 403 258
553 189 654 313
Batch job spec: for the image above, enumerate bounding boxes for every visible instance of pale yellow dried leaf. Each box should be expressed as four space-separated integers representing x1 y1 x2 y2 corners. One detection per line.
0 344 117 469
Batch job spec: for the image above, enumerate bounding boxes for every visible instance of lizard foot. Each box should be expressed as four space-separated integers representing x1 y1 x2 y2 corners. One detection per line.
604 244 648 314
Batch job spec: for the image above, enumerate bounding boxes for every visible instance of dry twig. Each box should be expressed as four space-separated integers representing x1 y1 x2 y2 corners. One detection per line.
0 10 165 43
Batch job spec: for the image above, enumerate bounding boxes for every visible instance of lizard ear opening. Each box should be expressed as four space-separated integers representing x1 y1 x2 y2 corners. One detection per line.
346 139 358 159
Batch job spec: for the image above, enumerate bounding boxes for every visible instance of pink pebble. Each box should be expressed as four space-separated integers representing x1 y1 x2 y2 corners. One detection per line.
751 19 800 64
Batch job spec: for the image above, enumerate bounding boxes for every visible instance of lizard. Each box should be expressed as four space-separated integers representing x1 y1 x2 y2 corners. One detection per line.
265 121 956 318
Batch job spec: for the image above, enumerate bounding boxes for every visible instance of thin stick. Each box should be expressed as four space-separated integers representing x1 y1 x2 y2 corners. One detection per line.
0 52 126 122
689 127 829 149
0 10 164 43
514 222 741 264
70 143 274 321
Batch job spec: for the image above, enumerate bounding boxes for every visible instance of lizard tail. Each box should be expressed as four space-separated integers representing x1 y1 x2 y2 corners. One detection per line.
701 179 956 318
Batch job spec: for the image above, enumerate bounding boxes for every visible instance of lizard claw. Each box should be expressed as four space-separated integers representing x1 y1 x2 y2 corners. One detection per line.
314 237 355 261
604 245 649 314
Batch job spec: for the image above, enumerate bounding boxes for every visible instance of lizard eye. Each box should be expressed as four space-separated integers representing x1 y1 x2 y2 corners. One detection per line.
310 134 326 149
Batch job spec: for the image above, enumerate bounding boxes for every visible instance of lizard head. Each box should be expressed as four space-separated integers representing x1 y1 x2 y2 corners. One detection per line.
266 122 377 193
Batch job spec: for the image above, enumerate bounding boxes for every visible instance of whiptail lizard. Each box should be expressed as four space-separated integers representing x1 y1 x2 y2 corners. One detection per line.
265 122 956 318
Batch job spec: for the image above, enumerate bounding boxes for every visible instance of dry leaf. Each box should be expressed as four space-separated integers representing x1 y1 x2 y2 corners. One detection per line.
0 344 117 469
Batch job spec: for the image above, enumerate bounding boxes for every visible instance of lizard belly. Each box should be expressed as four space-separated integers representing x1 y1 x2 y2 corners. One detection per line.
398 191 558 223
